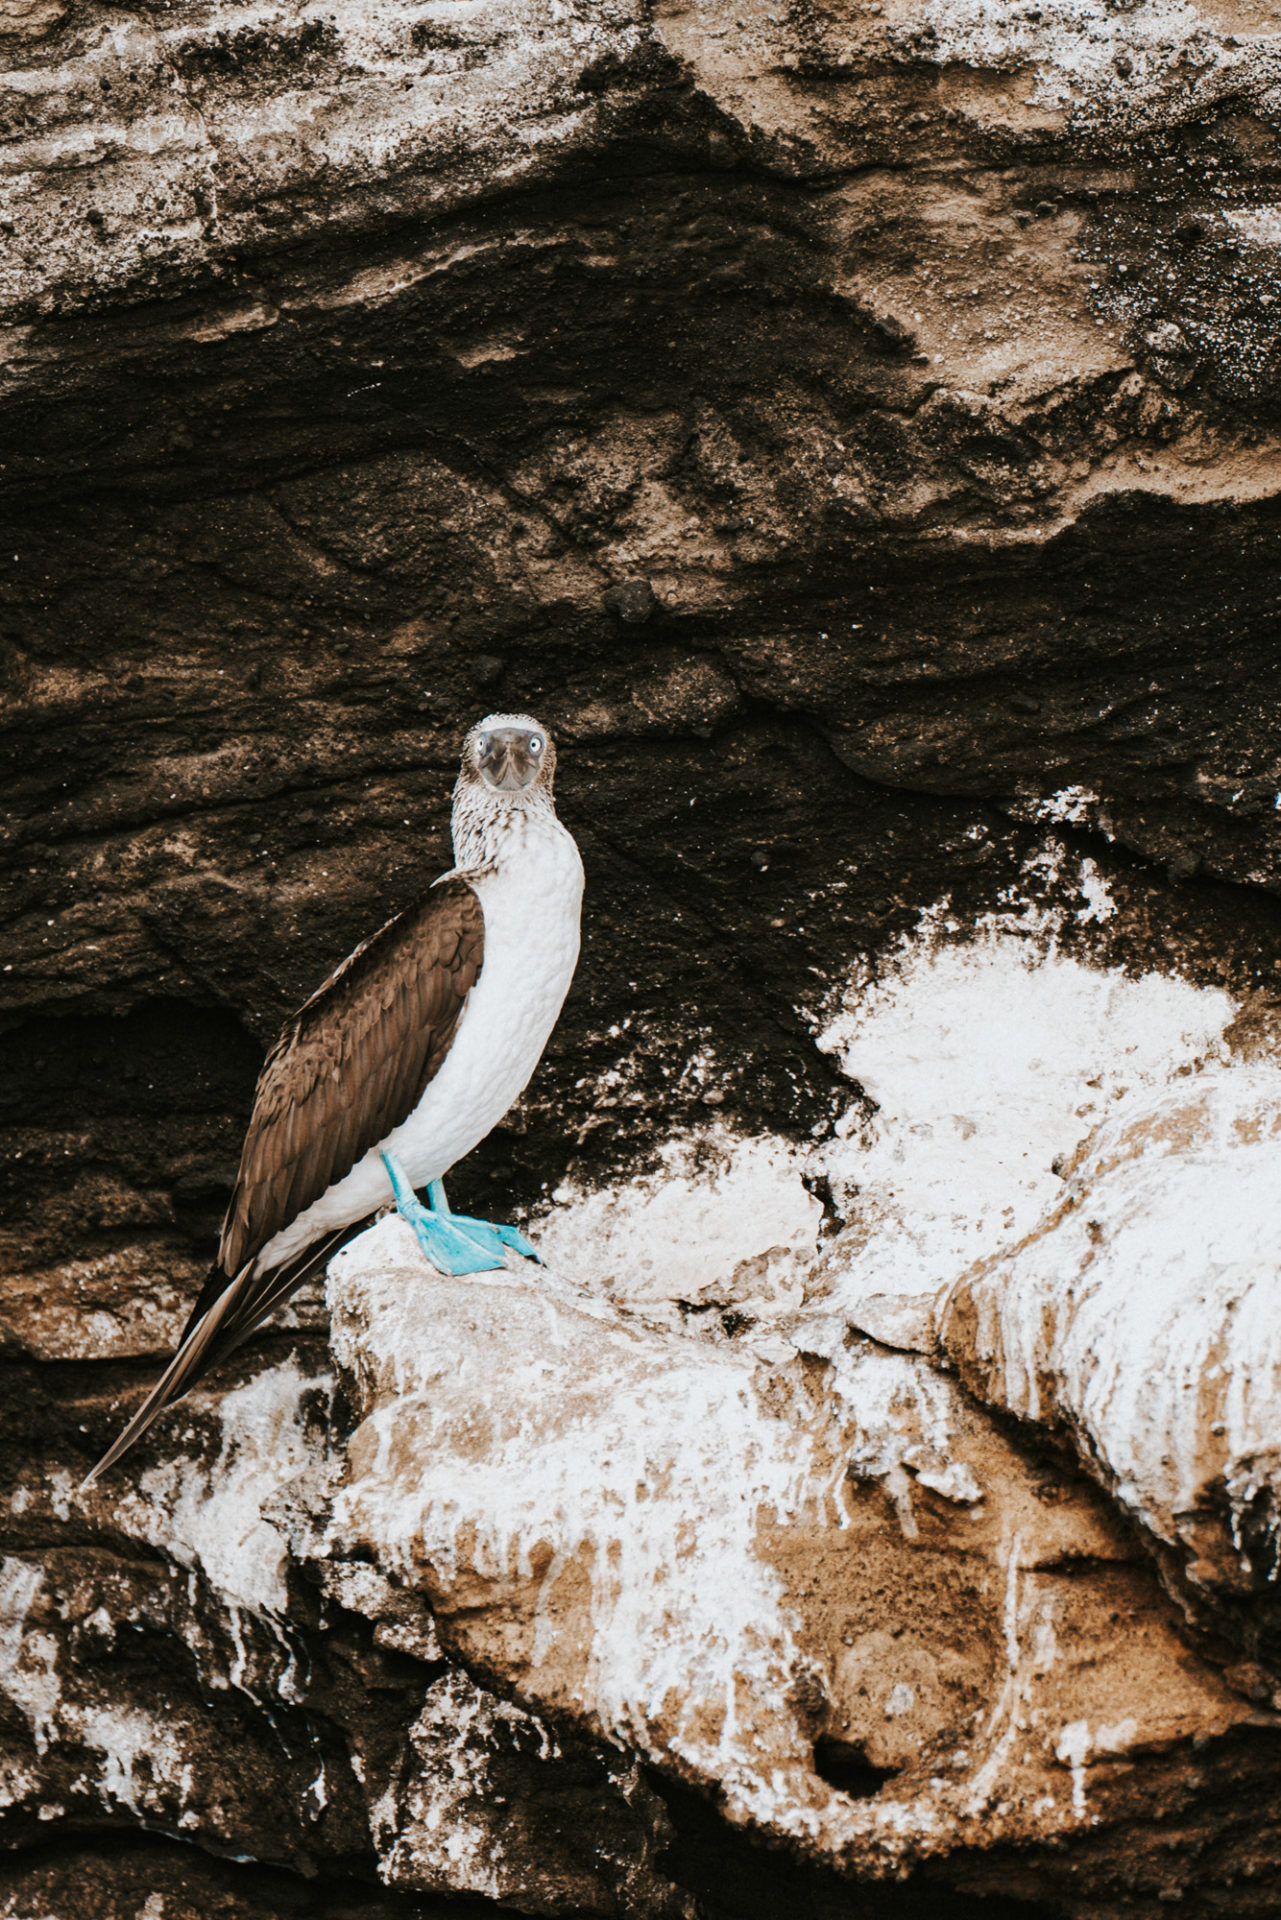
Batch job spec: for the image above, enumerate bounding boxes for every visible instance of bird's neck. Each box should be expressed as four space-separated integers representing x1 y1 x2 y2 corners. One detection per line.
450 779 560 872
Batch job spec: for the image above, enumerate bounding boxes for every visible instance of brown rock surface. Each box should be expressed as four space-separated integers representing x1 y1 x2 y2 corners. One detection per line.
937 1056 1281 1653
302 1213 1275 1907
5 0 1281 1908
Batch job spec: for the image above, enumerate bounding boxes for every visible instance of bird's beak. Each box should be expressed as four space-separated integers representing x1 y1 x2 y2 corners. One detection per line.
479 730 538 791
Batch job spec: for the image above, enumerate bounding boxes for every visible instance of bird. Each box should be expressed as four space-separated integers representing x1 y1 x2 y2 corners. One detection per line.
84 713 583 1486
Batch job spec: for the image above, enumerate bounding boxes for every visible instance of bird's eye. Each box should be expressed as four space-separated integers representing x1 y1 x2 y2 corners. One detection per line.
477 735 489 753
529 735 544 753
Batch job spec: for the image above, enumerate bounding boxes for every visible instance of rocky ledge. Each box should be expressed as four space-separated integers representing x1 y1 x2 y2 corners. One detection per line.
10 885 1281 1918
294 905 1281 1913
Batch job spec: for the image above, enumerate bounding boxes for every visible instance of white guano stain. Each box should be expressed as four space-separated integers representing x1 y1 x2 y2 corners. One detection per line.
942 1058 1281 1581
373 1670 565 1897
533 1128 822 1324
0 1560 59 1752
75 1704 196 1816
331 1233 820 1779
130 1359 329 1622
1056 1719 1091 1817
1025 786 1101 827
809 904 1232 1353
1226 206 1281 248
893 0 1248 128
0 1555 196 1813
314 844 1273 1866
325 1221 920 1851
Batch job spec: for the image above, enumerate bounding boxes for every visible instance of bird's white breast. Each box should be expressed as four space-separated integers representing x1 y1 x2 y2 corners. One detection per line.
386 813 584 1185
255 811 583 1271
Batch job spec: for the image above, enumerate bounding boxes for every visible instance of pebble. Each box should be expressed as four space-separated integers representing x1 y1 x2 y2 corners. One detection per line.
603 578 656 624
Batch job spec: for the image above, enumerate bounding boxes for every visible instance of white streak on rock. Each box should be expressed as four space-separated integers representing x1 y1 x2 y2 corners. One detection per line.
1225 206 1281 247
0 1559 59 1751
1056 1720 1091 1818
533 1129 822 1325
891 0 1253 129
1023 786 1101 827
130 1359 329 1621
324 1221 877 1849
73 1704 195 1816
811 919 1233 1351
940 1059 1281 1589
0 1555 197 1814
370 1671 582 1902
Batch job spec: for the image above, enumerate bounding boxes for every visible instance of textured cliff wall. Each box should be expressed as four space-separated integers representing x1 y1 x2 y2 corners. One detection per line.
4 0 1281 1911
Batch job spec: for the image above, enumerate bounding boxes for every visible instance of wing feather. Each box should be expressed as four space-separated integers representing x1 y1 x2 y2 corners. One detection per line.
219 873 484 1277
83 874 486 1488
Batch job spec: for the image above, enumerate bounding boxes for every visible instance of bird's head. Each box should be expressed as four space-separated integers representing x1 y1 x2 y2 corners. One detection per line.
460 714 557 798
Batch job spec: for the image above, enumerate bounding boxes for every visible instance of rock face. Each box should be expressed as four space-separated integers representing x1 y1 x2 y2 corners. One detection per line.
294 923 1281 1916
940 1056 1281 1624
309 1210 1263 1891
5 0 1281 1910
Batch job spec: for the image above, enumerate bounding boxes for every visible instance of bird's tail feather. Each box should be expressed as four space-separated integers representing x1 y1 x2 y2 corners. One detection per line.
80 1222 356 1491
221 1250 327 1345
80 1267 250 1490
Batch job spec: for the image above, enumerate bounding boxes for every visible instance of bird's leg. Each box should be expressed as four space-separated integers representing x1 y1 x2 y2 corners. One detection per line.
381 1156 540 1271
381 1153 506 1275
427 1175 541 1263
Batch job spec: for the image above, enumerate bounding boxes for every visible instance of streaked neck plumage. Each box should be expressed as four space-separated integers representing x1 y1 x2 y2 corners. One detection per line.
450 778 561 872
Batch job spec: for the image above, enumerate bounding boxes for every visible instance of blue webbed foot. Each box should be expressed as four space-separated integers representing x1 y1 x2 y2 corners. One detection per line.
425 1177 542 1265
403 1198 509 1275
439 1212 542 1264
381 1156 541 1274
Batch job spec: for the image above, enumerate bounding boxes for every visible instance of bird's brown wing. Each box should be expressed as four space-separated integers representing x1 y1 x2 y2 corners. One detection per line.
218 872 484 1281
82 874 484 1488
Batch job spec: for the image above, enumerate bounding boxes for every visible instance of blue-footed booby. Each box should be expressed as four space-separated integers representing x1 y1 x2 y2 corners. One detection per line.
85 714 583 1485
